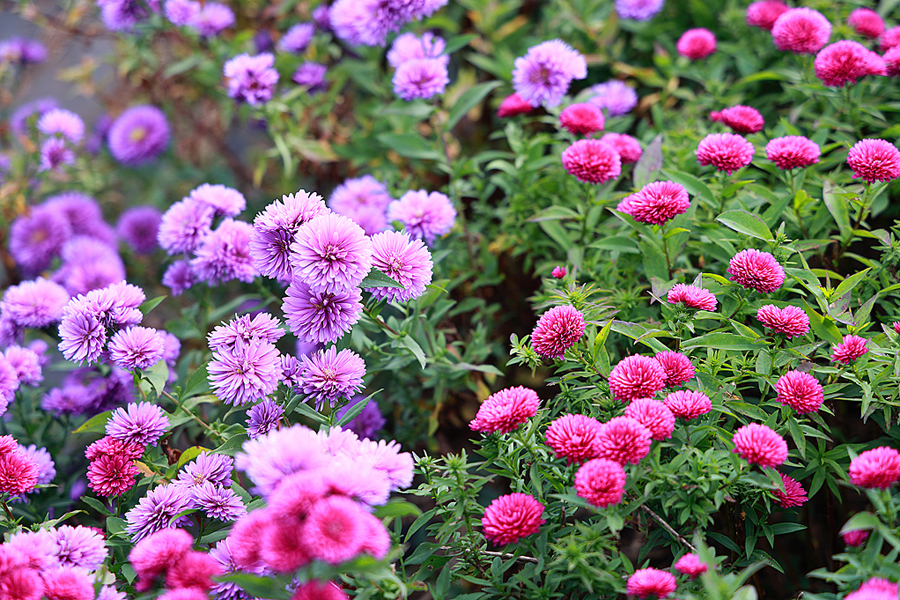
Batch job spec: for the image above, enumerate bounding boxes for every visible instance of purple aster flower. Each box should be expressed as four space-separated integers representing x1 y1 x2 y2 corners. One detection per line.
342 438 414 490
107 105 170 166
246 399 284 440
386 190 456 245
393 58 449 101
387 32 447 67
208 312 284 352
208 337 281 406
176 452 234 488
191 218 258 286
254 30 274 53
328 175 392 233
234 424 331 496
54 236 126 295
162 260 195 296
52 525 106 570
106 401 169 446
64 280 145 329
19 445 55 486
278 23 315 53
0 356 18 415
164 0 199 25
588 80 638 116
4 346 43 386
10 97 57 135
250 189 329 282
44 192 116 246
188 183 246 217
97 587 125 600
39 138 75 172
283 281 363 344
210 539 261 600
1 278 69 328
299 347 366 409
188 1 234 36
97 0 160 30
292 61 328 93
0 37 47 63
367 230 433 302
117 205 162 254
290 213 373 294
158 199 214 255
616 0 664 20
512 39 588 108
223 53 279 106
330 0 447 47
281 354 302 390
8 205 72 276
313 4 330 29
58 312 106 364
108 326 166 371
190 482 246 521
86 114 113 154
335 395 385 440
37 109 85 144
124 483 193 542
98 367 138 412
41 383 99 416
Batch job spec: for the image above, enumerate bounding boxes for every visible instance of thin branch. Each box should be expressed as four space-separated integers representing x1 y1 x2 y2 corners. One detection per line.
639 504 697 552
439 546 540 565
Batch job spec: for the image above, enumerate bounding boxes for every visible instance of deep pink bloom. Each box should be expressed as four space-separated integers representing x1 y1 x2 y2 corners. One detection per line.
129 528 194 589
594 416 651 465
663 390 712 419
667 284 717 311
481 493 545 545
551 265 566 279
574 458 626 507
674 553 708 579
87 453 138 497
41 566 95 600
653 351 695 387
165 550 222 591
727 249 784 293
881 27 900 52
849 446 900 489
848 8 885 39
842 529 870 546
561 139 622 184
775 371 824 414
709 106 764 134
773 472 808 508
766 136 820 170
497 93 533 118
746 1 788 31
772 8 831 54
292 581 349 600
885 47 900 77
732 423 788 468
696 133 754 174
544 414 602 464
676 28 717 60
600 132 642 164
846 578 900 600
531 305 586 359
847 139 900 183
0 450 39 495
815 41 884 87
627 568 677 599
559 103 604 135
832 335 868 364
470 386 540 434
616 181 689 225
301 496 367 564
623 399 675 441
757 305 809 338
608 355 667 402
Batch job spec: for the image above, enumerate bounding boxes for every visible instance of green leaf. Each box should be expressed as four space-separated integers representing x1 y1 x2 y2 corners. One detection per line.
716 210 774 241
527 205 580 222
335 396 371 427
442 33 478 55
832 268 872 300
377 132 441 161
446 81 502 130
840 512 879 534
803 301 844 345
82 496 112 516
359 267 405 289
214 573 292 599
682 332 768 351
139 295 167 316
183 362 210 399
106 517 127 536
633 134 663 189
142 361 169 398
823 180 851 239
771 522 807 535
292 401 330 426
374 500 423 519
398 335 427 369
213 433 250 457
73 411 112 435
177 445 209 468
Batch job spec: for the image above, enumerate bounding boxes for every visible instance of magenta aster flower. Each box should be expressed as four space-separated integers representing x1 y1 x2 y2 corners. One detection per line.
393 58 449 101
608 355 667 402
544 414 602 465
709 105 764 134
850 446 900 489
588 80 638 116
562 139 622 184
291 213 373 294
772 8 831 54
531 305 586 360
283 281 362 344
732 423 788 468
223 53 279 106
497 93 534 118
574 458 626 507
848 9 885 39
815 41 884 88
842 530 869 547
107 106 170 166
208 338 281 406
188 183 246 217
627 568 677 599
37 109 84 144
599 132 642 164
885 47 900 77
667 283 717 311
832 334 868 364
847 139 900 183
299 347 366 409
664 390 712 419
594 416 651 465
481 493 545 545
846 578 899 600
773 471 808 508
250 189 329 282
653 351 695 387
882 27 900 52
157 199 214 255
696 133 755 174
623 398 675 441
108 326 166 371
386 190 456 246
366 231 433 302
766 136 820 170
617 181 689 225
674 553 708 579
676 28 716 60
106 402 170 447
551 265 566 279
512 39 587 108
559 103 605 135
470 386 540 434
727 249 784 293
756 305 809 338
775 370 823 414
746 1 788 31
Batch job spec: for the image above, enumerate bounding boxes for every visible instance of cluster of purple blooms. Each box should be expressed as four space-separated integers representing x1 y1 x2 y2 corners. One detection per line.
330 0 448 47
0 37 47 64
389 32 450 101
223 53 280 106
163 0 235 36
615 0 666 21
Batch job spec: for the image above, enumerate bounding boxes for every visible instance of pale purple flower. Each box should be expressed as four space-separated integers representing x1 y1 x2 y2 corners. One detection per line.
188 183 246 217
208 312 284 351
234 424 331 496
108 326 166 371
96 0 154 30
386 190 456 245
393 58 449 101
117 205 162 254
176 452 234 488
1 278 69 327
330 0 448 47
164 0 199 25
616 0 665 20
588 80 639 116
366 230 433 302
387 32 447 67
188 1 234 36
290 213 373 294
341 438 414 490
190 482 246 521
20 445 55 486
0 37 47 63
299 347 366 409
278 23 315 53
0 357 17 415
58 312 106 364
283 281 363 344
54 236 126 296
86 114 113 154
162 260 195 296
208 337 281 406
512 39 587 108
250 189 329 281
336 395 385 440
96 587 125 600
41 384 98 416
4 346 43 386
8 205 71 276
44 192 116 245
39 138 75 172
191 219 258 286
292 61 328 93
124 484 193 542
246 399 284 439
157 199 214 255
328 176 392 235
53 525 106 570
107 105 170 166
10 97 57 135
106 401 169 446
37 109 84 144
223 53 279 106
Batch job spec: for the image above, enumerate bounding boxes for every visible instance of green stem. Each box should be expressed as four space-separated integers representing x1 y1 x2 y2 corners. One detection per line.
161 390 226 443
364 308 399 336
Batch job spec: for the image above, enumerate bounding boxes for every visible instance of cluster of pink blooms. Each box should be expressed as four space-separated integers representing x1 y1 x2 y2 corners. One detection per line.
129 529 221 595
845 578 900 600
624 553 712 599
0 435 39 496
608 351 697 403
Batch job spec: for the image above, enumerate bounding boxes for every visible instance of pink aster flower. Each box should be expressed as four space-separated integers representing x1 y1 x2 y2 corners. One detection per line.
746 1 788 31
727 249 784 293
470 386 540 434
481 493 545 545
756 305 809 338
815 41 884 88
663 390 712 419
561 139 622 184
544 414 602 465
882 26 900 52
849 446 900 489
674 553 708 579
676 28 717 60
773 471 808 508
301 496 367 564
574 458 626 507
848 8 885 39
709 106 764 134
497 93 534 118
531 305 586 360
832 335 868 364
291 213 373 295
696 133 755 175
772 8 831 54
667 284 717 311
842 529 870 547
0 449 39 495
600 132 642 164
608 355 667 402
766 136 820 170
551 265 566 279
366 231 433 303
775 370 824 414
732 423 788 468
886 47 900 77
653 351 695 387
616 181 689 225
846 578 899 600
386 190 456 246
623 399 675 441
559 103 604 135
847 139 900 184
594 416 651 465
627 568 677 599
